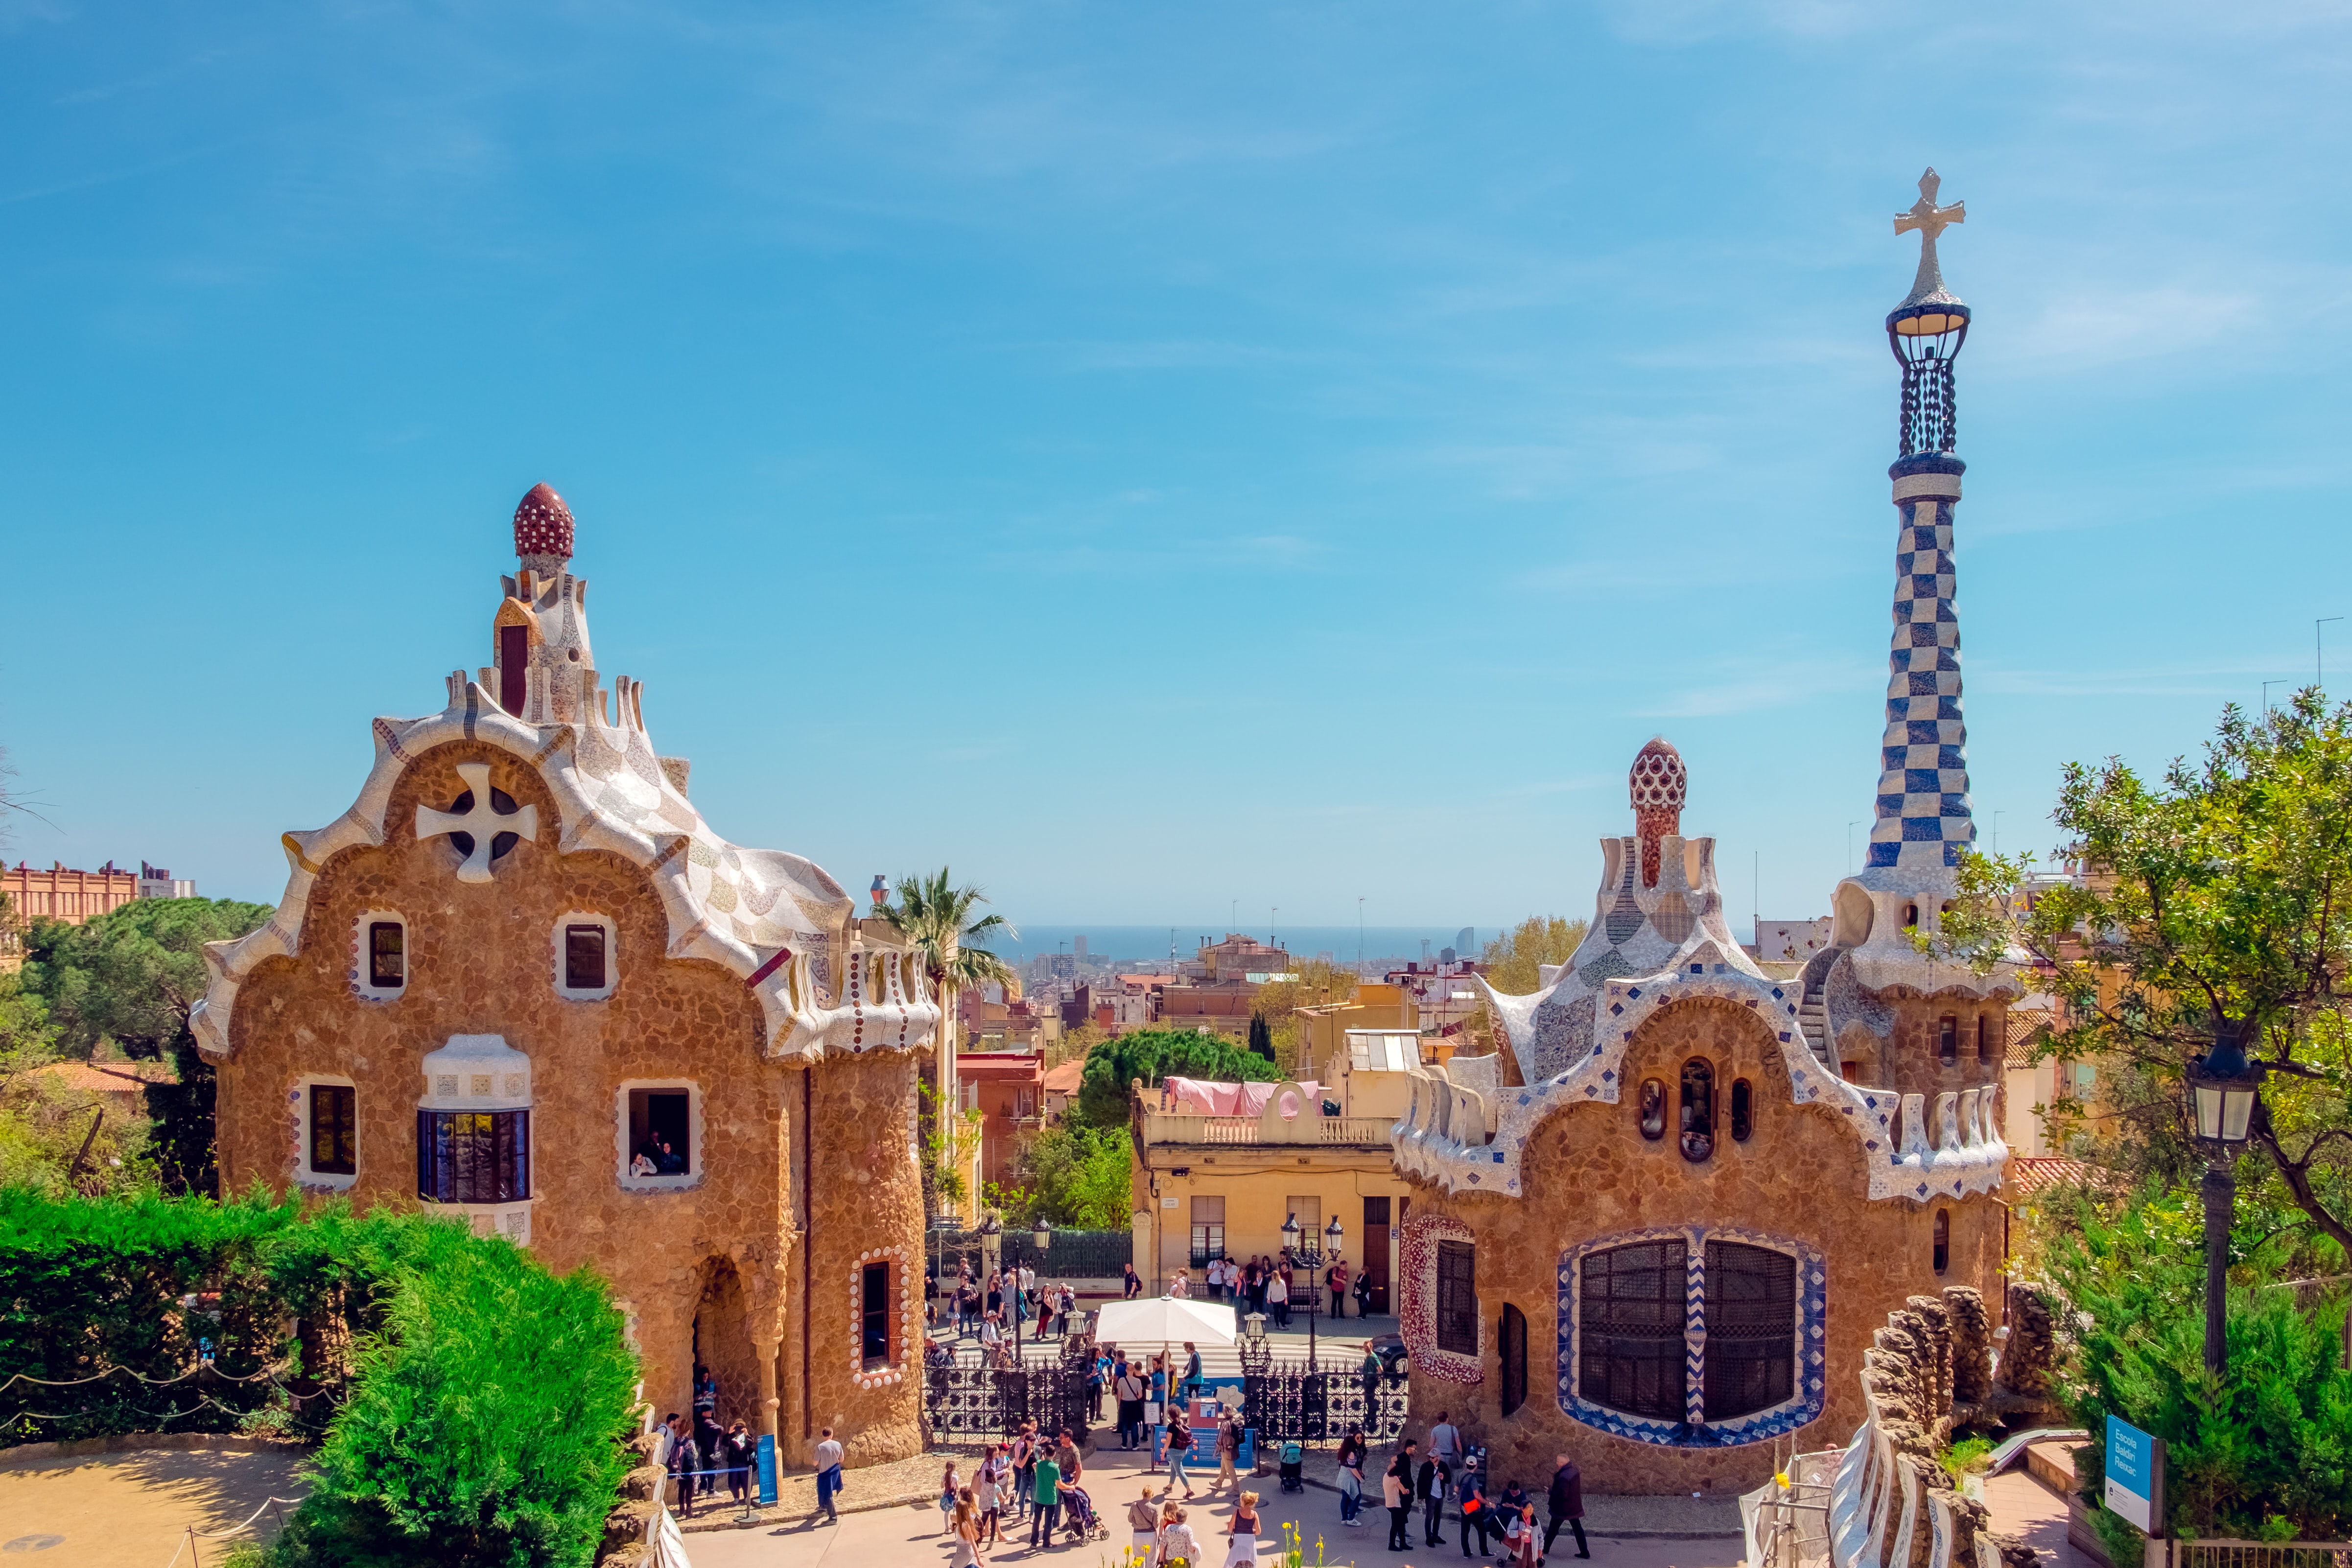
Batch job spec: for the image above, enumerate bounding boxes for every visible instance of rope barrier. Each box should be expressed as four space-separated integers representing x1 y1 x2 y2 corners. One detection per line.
0 1359 291 1392
192 1496 306 1539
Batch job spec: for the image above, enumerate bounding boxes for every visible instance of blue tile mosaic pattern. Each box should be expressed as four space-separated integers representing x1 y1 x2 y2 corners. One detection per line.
1866 495 1976 872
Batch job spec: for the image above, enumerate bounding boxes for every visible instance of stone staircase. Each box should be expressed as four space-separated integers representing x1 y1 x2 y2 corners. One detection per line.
1797 967 1832 1058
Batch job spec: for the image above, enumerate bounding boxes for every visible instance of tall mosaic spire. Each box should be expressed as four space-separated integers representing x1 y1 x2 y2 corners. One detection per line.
1866 169 1974 877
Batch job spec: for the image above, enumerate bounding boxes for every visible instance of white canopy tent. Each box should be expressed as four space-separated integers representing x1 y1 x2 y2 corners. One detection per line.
1092 1296 1238 1348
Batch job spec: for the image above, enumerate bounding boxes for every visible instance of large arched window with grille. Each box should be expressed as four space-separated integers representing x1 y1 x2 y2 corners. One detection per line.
1577 1239 1687 1421
1701 1240 1795 1421
1565 1228 1820 1447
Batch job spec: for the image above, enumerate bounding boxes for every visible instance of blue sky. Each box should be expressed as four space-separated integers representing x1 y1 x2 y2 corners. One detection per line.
3 1 2347 935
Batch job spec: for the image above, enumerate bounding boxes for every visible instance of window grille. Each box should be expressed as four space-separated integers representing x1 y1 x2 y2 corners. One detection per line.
1435 1240 1478 1357
1701 1241 1795 1420
1580 1240 1686 1421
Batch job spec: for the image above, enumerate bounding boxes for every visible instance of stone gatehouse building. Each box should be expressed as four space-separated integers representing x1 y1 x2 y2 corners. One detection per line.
1385 174 2018 1495
191 484 941 1466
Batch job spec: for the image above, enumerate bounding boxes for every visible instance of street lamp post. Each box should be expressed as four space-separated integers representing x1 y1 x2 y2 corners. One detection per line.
2185 1017 2264 1375
1281 1214 1347 1369
1033 1219 1053 1348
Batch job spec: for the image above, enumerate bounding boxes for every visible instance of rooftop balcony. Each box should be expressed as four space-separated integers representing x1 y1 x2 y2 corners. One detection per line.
1139 1110 1395 1148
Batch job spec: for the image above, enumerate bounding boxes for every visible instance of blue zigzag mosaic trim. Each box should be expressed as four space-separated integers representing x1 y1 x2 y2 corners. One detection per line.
1558 1224 1828 1450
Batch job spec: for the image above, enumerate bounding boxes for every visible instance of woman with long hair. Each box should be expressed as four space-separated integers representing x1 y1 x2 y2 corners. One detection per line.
949 1487 987 1568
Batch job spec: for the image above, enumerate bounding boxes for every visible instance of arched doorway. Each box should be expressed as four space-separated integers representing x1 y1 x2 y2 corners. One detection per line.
691 1256 760 1433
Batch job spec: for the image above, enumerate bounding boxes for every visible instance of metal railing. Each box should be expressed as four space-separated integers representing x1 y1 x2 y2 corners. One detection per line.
926 1227 1135 1280
1138 1111 1395 1147
2173 1544 2352 1568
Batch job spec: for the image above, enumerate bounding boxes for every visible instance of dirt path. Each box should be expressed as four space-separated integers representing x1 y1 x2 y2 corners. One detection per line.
0 1445 307 1568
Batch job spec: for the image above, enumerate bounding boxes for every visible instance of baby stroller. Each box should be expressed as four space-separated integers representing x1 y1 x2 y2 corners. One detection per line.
1060 1484 1108 1542
1278 1441 1305 1493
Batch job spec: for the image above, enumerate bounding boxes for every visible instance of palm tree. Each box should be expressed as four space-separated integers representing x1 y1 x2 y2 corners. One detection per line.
883 870 1020 1222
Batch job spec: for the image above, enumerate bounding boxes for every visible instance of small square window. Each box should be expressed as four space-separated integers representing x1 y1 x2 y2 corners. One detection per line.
626 1087 693 1180
309 1083 356 1176
369 923 404 989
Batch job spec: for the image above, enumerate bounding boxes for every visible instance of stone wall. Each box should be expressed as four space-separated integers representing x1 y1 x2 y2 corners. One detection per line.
1400 995 2003 1496
217 739 923 1466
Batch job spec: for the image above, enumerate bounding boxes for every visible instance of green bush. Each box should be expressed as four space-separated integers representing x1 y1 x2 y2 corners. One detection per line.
2046 1185 2352 1542
1073 1028 1279 1128
270 1231 638 1568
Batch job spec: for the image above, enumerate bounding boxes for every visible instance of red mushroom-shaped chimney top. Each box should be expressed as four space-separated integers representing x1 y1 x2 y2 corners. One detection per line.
1629 737 1688 888
513 482 574 562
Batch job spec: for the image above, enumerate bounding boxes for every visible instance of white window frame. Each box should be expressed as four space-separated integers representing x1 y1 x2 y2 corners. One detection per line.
352 911 408 1002
616 1078 704 1192
294 1074 359 1191
554 912 618 1001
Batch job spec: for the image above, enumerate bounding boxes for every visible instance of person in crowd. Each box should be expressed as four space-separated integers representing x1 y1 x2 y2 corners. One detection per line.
1029 1445 1068 1549
813 1426 845 1524
1336 1425 1368 1525
693 1407 726 1497
1544 1451 1590 1561
1504 1500 1541 1567
1215 1408 1241 1490
1169 1267 1190 1298
631 1141 660 1177
1009 1423 1036 1522
1266 1264 1290 1329
974 1443 1007 1546
1115 1357 1147 1450
1128 1486 1164 1558
1162 1408 1196 1497
1385 1440 1418 1552
1328 1256 1351 1319
1360 1341 1384 1413
1181 1341 1204 1398
940 1459 964 1536
1123 1261 1143 1300
1419 1449 1451 1547
1497 1477 1530 1531
1221 1490 1263 1568
1429 1410 1463 1472
657 1138 686 1174
723 1420 754 1504
1055 1428 1082 1488
1087 1343 1111 1422
661 1412 695 1519
1353 1268 1374 1318
1456 1452 1492 1559
986 1270 1004 1321
1153 1502 1202 1568
949 1486 987 1568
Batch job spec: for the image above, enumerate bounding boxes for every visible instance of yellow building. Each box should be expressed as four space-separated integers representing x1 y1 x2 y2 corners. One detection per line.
1126 1052 1419 1318
1295 983 1421 1081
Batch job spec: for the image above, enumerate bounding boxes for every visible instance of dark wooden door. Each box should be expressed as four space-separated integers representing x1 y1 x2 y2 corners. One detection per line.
1362 1196 1391 1314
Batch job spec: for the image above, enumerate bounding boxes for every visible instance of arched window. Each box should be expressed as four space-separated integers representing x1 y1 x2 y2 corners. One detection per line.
1499 1304 1528 1417
1902 902 1919 929
1679 1059 1716 1162
1638 1079 1667 1140
1932 1210 1950 1274
1730 1079 1753 1143
1937 1015 1958 1067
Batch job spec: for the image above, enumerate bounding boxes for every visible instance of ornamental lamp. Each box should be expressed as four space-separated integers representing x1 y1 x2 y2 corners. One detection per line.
1033 1217 1053 1252
1244 1311 1268 1342
1281 1214 1301 1249
2188 1019 2263 1145
1324 1216 1344 1252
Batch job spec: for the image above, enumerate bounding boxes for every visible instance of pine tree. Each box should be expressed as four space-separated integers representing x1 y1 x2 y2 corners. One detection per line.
1247 1012 1275 1064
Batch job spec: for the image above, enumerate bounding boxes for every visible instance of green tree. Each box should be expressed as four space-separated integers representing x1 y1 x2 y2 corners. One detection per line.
1072 1028 1279 1129
1933 692 2352 1259
1246 1012 1275 1065
1004 1123 1136 1229
2044 1183 2352 1545
23 896 272 1196
1480 915 1590 995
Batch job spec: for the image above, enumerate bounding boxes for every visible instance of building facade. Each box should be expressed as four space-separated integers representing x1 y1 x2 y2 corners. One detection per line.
190 484 942 1467
1383 175 2018 1495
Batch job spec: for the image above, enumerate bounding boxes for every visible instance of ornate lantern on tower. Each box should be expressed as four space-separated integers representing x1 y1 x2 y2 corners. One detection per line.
1887 169 1970 458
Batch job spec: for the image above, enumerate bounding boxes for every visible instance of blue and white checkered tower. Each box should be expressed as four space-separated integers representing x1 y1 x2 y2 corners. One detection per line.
1833 169 1976 958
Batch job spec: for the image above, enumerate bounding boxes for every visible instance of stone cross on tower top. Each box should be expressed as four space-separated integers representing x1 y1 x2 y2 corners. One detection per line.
1893 167 1966 311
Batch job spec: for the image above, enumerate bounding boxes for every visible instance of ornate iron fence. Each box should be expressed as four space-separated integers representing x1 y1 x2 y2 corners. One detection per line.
925 1226 1132 1282
1239 1356 1410 1446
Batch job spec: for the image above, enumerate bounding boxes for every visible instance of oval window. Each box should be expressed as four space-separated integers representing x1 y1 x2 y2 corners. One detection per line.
1730 1078 1753 1142
1679 1059 1716 1162
1638 1079 1666 1140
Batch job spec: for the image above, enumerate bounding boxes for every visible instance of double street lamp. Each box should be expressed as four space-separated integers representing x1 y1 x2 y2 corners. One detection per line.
1281 1213 1346 1368
2185 1017 2264 1376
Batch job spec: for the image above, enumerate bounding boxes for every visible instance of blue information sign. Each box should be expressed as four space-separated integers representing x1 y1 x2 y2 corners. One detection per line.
756 1433 778 1507
2103 1414 2163 1533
